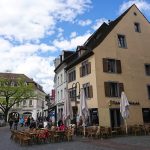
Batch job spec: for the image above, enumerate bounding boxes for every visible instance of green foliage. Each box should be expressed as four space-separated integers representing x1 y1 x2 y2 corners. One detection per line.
0 77 35 113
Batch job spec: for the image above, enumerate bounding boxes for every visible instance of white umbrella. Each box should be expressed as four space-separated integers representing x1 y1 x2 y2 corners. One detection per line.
120 91 130 134
63 88 73 124
79 88 89 136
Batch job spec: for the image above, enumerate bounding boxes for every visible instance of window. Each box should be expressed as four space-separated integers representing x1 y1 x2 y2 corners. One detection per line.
68 69 76 82
118 34 127 48
23 100 27 106
83 83 93 99
134 22 141 32
80 60 91 77
60 74 63 83
103 58 122 73
11 82 15 86
68 88 76 101
104 82 124 97
142 108 150 123
145 64 150 76
57 76 59 85
147 85 150 99
58 91 59 101
133 12 137 16
16 102 19 107
61 89 63 100
29 100 32 106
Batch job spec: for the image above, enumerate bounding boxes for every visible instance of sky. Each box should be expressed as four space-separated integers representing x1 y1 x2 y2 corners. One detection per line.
0 0 150 93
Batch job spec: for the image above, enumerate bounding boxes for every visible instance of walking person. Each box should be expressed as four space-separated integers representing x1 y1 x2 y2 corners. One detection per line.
19 117 24 127
14 118 19 130
27 116 31 127
8 117 13 130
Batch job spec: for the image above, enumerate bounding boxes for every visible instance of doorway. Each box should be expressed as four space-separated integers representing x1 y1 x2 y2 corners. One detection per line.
110 108 122 129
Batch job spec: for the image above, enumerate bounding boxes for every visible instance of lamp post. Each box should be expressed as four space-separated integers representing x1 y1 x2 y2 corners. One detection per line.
72 82 80 135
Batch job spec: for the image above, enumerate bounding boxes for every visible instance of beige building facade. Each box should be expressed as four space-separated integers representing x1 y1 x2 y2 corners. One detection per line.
55 5 150 128
93 5 150 127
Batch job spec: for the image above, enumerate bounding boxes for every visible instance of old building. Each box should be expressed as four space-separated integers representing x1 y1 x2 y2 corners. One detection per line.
54 50 76 122
55 4 150 128
0 72 46 120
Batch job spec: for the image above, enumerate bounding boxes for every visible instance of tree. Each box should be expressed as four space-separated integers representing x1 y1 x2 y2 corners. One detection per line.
0 77 35 122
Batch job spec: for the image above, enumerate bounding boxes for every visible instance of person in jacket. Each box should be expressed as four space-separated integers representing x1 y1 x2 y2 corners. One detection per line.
8 117 13 130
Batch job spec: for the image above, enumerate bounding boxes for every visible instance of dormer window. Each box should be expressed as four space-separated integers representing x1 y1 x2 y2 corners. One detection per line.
77 46 86 56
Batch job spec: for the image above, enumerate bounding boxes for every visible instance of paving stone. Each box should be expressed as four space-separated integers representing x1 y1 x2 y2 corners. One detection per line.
0 126 150 150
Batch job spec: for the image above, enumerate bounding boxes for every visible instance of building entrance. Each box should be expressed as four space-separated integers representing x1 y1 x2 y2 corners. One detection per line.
110 108 122 129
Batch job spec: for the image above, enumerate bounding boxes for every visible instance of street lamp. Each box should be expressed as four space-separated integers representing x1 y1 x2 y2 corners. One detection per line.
72 82 80 135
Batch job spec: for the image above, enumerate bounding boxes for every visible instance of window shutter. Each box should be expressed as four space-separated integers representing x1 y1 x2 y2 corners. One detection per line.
89 85 93 98
80 67 82 77
117 60 122 73
103 58 108 72
119 83 124 96
88 62 91 74
104 82 110 97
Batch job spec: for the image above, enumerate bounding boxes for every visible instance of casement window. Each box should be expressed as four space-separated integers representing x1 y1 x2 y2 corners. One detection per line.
147 85 150 99
80 60 91 77
60 74 63 83
83 83 93 99
134 22 141 32
29 100 32 106
118 34 127 48
145 64 150 76
68 88 76 101
142 108 150 123
23 100 27 106
104 82 124 97
103 58 122 73
61 89 63 99
57 76 59 85
68 69 76 82
58 91 59 101
16 102 19 107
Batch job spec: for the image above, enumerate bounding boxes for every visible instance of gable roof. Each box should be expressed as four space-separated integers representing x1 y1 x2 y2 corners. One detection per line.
84 4 135 50
61 4 150 71
0 73 33 82
66 5 135 71
54 50 76 72
0 72 45 93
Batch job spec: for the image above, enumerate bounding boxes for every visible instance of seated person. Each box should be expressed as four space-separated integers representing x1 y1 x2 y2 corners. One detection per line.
59 123 65 131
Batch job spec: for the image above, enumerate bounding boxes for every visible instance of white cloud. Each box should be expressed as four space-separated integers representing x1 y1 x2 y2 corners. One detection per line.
70 32 77 38
78 19 92 26
0 41 56 93
53 32 91 50
0 0 92 93
0 47 55 93
15 56 55 93
0 38 13 52
0 0 91 42
119 0 150 14
92 18 108 30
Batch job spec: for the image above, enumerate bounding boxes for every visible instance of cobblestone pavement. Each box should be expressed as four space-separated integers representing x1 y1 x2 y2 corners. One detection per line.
0 126 150 150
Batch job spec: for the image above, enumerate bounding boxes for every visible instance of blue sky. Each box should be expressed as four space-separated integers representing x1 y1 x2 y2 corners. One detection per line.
0 0 150 93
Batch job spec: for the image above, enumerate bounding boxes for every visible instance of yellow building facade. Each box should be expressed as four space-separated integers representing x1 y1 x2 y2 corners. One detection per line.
65 5 150 128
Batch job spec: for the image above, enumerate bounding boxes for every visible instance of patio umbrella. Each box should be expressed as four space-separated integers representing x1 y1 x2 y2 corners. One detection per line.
63 88 73 125
79 88 89 136
120 91 130 134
